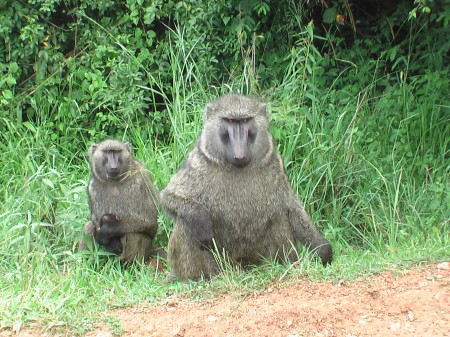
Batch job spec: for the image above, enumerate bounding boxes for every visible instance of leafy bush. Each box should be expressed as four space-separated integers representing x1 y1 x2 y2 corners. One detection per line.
1 0 304 146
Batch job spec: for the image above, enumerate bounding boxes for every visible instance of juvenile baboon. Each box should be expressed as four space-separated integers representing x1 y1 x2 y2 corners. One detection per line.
79 139 161 261
161 93 332 281
95 214 123 254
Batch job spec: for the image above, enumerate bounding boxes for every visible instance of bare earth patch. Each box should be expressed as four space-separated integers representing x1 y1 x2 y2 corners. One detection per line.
16 262 450 336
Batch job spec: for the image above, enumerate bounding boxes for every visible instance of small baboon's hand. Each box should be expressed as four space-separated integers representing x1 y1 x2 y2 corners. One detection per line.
180 209 214 251
94 229 110 246
93 220 101 233
95 228 112 246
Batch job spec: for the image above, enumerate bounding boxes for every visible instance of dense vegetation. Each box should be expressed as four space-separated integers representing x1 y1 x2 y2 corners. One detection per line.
1 0 448 334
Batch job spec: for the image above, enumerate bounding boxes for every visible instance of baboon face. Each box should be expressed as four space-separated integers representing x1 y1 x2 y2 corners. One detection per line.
99 213 121 228
101 148 124 179
203 93 270 169
90 140 132 181
219 117 257 168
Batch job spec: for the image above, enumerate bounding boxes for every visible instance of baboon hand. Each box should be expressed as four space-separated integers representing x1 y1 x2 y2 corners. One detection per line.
94 220 101 232
180 209 214 251
197 230 214 251
106 239 123 254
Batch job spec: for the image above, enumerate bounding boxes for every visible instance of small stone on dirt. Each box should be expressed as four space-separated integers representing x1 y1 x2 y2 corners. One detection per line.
390 322 401 331
436 261 449 270
172 327 185 336
95 332 111 337
205 315 218 322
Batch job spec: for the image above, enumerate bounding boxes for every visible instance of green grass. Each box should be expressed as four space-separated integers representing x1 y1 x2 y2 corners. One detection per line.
1 22 449 336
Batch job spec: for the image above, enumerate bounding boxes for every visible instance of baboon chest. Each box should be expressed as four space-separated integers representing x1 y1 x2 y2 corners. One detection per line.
90 180 137 218
202 168 281 229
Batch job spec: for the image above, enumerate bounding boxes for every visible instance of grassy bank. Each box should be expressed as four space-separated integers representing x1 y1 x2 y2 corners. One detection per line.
1 22 449 335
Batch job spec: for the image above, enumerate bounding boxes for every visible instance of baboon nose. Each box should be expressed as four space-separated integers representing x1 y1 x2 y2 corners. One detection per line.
232 156 250 168
107 167 121 178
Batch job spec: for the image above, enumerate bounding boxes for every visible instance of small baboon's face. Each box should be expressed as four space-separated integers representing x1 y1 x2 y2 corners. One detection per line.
101 148 125 179
218 116 257 168
90 140 131 181
99 213 121 228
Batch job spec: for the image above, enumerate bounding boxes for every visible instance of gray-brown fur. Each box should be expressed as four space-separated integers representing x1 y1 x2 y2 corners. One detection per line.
79 139 161 261
160 93 332 281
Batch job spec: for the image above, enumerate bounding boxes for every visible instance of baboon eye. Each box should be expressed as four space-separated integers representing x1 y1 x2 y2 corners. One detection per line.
248 128 257 141
220 128 230 143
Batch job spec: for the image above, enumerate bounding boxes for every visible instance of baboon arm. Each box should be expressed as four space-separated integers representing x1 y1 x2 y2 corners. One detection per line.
97 216 157 241
108 171 158 238
286 196 333 265
79 221 96 251
179 204 214 250
142 172 160 206
121 216 157 238
161 190 214 249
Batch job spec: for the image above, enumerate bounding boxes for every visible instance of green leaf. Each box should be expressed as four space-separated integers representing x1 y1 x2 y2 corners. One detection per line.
9 62 19 73
323 8 337 24
6 75 16 85
22 121 36 133
42 178 55 189
307 20 314 39
2 89 13 99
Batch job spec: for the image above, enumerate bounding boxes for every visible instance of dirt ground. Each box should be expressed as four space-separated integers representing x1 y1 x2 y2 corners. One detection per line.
15 262 450 337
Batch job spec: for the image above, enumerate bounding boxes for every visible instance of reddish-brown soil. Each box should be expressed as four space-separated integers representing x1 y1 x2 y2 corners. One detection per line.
14 262 450 337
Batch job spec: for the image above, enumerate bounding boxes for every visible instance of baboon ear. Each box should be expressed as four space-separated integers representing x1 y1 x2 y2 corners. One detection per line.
206 103 216 120
123 141 132 154
258 102 267 116
88 144 98 157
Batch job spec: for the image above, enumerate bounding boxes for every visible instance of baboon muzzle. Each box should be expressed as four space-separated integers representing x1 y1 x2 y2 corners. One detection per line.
105 152 121 178
228 123 252 168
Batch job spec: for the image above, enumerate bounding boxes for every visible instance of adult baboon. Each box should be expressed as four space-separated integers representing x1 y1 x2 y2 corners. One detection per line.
161 93 332 281
79 139 161 261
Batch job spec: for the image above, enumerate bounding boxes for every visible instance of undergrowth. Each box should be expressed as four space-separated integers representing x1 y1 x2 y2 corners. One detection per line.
0 2 449 334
